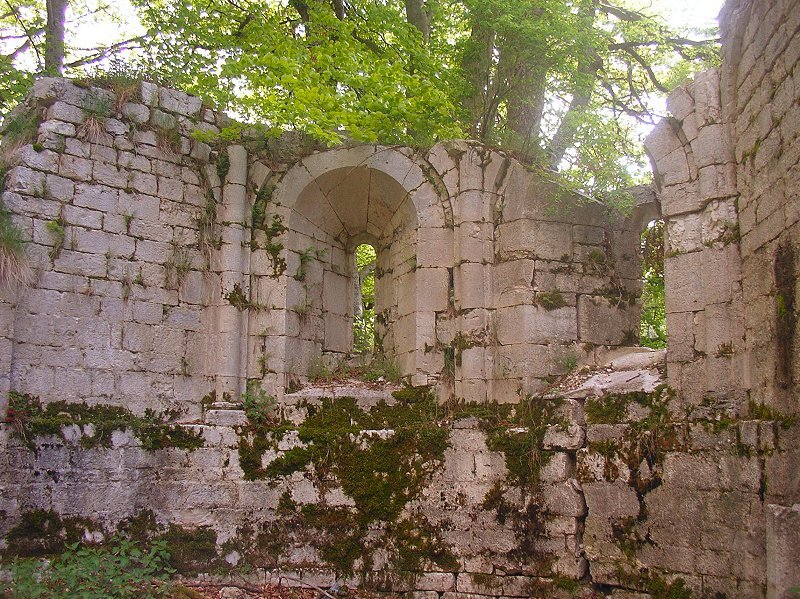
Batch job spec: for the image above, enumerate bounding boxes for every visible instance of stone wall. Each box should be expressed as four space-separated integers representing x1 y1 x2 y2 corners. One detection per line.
640 0 800 596
0 78 226 423
2 0 799 593
0 78 643 412
0 76 645 594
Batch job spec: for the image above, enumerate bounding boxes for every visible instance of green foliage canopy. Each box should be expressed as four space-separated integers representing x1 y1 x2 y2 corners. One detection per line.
2 0 719 203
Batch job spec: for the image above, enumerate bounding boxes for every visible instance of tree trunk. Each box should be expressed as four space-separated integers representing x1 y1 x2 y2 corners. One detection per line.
45 0 68 75
546 55 601 169
460 20 496 137
404 0 431 43
547 0 601 169
501 53 547 160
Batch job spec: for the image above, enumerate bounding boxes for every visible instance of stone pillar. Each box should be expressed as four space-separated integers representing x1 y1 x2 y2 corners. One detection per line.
214 145 250 400
645 68 746 413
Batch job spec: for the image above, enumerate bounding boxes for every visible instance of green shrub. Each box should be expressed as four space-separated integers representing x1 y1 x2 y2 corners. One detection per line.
241 382 276 428
1 538 174 599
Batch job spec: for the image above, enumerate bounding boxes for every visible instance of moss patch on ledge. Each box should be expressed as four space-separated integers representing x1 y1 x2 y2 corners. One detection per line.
235 386 455 576
239 387 448 523
5 392 204 452
4 508 221 578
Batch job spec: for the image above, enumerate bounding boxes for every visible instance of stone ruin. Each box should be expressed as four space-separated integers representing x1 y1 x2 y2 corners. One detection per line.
0 0 797 596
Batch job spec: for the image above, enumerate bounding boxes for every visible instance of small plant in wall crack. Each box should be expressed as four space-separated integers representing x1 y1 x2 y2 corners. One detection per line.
0 198 30 286
294 246 326 281
46 217 66 260
294 294 314 321
77 93 112 142
164 238 192 289
240 381 276 428
224 283 263 311
123 211 134 233
121 270 133 301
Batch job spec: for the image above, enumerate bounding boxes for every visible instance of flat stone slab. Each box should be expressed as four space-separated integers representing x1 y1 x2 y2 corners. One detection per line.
563 369 663 399
605 347 666 371
283 382 401 410
204 409 248 427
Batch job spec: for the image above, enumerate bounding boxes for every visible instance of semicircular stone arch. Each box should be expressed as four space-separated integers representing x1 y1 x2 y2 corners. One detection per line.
268 145 446 391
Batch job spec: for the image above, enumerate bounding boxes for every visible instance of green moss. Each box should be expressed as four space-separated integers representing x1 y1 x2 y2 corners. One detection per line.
46 218 65 260
748 399 795 429
222 521 287 569
254 213 287 277
160 524 218 575
6 392 204 452
617 567 694 599
224 283 262 311
298 504 365 575
479 395 563 488
390 515 458 572
238 391 448 525
1 109 41 148
585 393 630 424
155 125 182 155
4 510 101 558
294 246 325 281
535 290 567 311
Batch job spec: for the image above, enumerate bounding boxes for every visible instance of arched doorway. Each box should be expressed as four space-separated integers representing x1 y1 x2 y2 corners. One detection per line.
266 146 444 392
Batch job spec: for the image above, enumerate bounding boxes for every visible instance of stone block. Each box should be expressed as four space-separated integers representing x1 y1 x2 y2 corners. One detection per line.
655 147 691 187
496 219 573 261
416 572 456 592
497 304 577 346
645 119 684 160
416 267 449 312
691 124 731 168
660 181 703 217
456 262 487 310
455 188 492 223
543 424 585 450
540 452 571 483
456 220 493 263
577 295 638 346
664 251 704 313
159 87 202 116
493 259 534 307
47 101 85 124
543 480 587 517
204 409 248 427
698 162 738 201
666 212 704 253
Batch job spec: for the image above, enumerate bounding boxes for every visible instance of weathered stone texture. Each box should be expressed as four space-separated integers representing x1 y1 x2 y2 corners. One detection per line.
640 0 800 596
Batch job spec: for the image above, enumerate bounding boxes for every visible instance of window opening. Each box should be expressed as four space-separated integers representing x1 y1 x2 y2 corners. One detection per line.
353 243 377 354
640 219 666 348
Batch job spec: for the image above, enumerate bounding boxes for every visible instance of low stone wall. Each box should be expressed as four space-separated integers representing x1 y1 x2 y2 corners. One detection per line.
0 386 588 597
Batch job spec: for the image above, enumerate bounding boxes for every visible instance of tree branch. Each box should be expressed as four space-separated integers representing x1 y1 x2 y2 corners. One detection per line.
63 36 144 69
4 0 42 69
619 46 669 93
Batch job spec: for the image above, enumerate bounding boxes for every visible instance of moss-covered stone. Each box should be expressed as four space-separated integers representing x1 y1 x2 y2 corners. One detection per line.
6 392 204 452
3 510 101 558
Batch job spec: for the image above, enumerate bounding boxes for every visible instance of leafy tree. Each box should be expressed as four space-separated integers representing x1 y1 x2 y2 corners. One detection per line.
1 0 718 205
353 243 376 353
0 0 141 117
131 0 718 205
